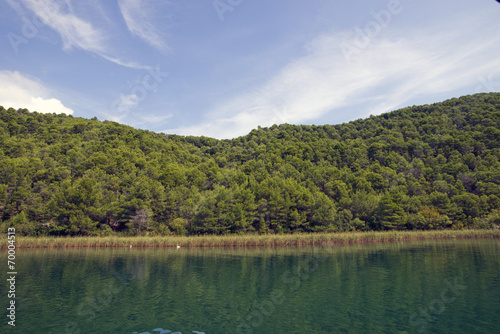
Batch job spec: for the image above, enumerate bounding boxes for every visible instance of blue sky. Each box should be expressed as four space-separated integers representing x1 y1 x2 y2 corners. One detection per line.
1 0 499 139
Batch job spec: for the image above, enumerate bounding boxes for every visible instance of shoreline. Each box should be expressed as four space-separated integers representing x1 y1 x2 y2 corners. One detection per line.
1 230 499 249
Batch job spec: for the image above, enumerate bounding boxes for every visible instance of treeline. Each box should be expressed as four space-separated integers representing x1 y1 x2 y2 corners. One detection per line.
1 93 499 236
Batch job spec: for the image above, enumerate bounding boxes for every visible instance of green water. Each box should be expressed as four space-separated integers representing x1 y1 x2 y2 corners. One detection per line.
1 239 499 333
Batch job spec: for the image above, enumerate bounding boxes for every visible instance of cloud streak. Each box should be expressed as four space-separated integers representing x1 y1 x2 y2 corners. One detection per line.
164 9 500 139
7 0 153 69
117 0 169 52
98 54 154 70
15 0 106 53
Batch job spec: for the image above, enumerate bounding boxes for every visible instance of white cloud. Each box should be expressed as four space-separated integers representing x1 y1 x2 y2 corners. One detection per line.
137 113 174 124
115 93 139 113
99 54 154 70
7 0 153 69
165 9 500 139
0 71 74 115
15 0 106 53
117 0 169 52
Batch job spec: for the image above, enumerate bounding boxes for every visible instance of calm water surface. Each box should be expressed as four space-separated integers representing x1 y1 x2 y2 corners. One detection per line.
1 239 499 333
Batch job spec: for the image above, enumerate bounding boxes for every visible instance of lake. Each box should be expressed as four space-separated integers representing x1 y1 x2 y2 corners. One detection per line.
1 239 499 333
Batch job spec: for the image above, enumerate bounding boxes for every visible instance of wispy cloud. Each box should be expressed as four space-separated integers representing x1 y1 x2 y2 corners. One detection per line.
0 71 74 115
7 0 153 69
98 54 154 70
117 0 169 52
164 9 500 139
137 113 174 124
115 93 139 113
103 98 173 126
15 0 106 53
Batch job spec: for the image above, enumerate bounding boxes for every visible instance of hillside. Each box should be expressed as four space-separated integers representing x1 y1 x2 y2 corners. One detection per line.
1 93 499 236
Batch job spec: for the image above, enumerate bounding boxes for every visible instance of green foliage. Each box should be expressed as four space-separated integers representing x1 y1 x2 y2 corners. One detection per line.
375 193 407 230
168 217 188 235
1 93 500 235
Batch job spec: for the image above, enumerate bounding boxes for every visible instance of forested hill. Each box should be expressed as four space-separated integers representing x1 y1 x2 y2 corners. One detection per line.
1 93 500 236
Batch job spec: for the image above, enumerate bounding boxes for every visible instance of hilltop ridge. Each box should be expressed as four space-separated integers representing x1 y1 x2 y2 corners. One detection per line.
1 93 499 235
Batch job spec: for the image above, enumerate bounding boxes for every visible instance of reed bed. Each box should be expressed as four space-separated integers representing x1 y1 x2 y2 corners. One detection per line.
1 230 499 249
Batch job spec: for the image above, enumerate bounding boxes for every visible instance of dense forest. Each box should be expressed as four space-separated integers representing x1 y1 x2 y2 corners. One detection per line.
1 93 500 236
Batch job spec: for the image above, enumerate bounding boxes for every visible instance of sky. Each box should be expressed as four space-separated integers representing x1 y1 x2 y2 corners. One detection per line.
0 0 499 139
